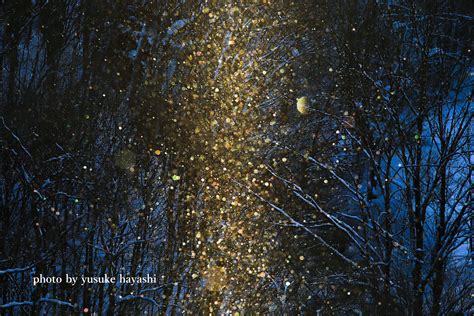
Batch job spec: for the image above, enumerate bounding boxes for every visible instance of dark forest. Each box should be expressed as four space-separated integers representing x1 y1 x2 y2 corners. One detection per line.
0 0 472 315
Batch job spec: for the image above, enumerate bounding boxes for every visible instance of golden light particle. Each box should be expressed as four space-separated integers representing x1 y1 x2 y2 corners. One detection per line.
296 96 309 114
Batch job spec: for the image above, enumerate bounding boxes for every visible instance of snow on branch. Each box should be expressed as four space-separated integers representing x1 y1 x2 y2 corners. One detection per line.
0 298 75 309
0 265 35 276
